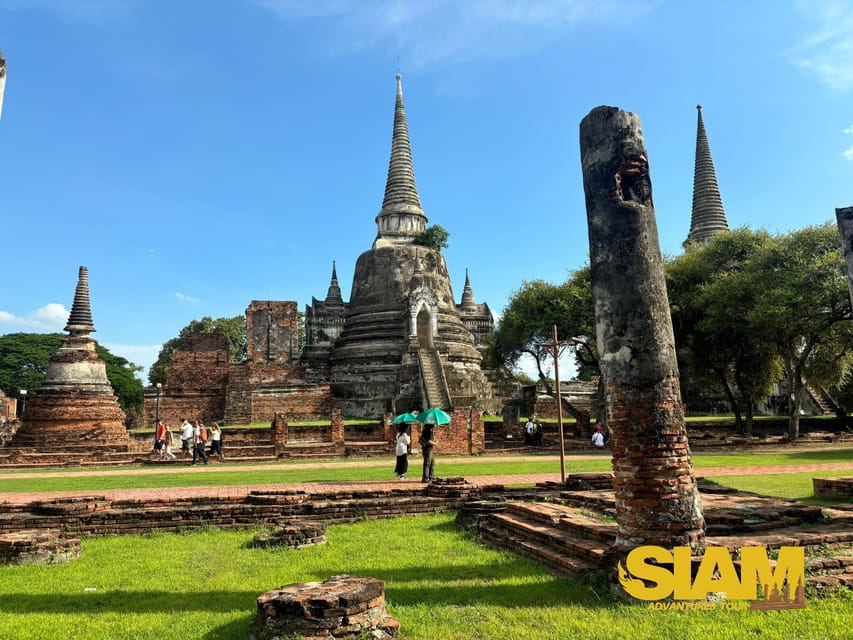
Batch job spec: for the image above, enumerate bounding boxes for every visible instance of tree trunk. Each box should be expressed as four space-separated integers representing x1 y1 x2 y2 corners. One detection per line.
716 368 742 433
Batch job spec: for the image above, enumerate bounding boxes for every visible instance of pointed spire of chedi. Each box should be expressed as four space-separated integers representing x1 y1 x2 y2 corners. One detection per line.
64 266 96 336
375 74 427 246
325 261 344 306
686 105 729 246
461 269 477 313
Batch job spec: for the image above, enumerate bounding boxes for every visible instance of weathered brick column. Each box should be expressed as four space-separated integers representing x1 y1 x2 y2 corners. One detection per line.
382 412 395 442
272 413 288 455
835 206 853 308
580 106 705 554
330 407 344 444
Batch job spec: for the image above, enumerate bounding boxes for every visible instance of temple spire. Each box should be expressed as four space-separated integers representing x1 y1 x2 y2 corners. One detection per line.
325 261 344 305
375 74 427 245
64 266 96 336
461 269 477 312
0 50 7 121
686 104 728 246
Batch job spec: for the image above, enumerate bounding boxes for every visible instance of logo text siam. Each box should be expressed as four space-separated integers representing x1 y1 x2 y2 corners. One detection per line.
618 546 806 609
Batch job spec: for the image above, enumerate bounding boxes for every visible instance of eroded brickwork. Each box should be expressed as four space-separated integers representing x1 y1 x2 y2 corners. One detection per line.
580 105 705 554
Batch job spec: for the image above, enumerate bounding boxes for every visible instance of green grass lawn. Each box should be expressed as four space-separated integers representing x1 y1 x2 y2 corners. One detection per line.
0 449 850 493
0 514 849 640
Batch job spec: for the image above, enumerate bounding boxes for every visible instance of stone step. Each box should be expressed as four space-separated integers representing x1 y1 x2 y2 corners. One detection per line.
505 501 617 544
489 511 610 566
476 519 599 579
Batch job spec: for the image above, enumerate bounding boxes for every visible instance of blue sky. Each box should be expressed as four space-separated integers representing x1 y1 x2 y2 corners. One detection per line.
1 0 851 382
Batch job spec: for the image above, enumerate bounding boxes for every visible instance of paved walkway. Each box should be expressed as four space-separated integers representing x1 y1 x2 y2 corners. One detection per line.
0 458 850 505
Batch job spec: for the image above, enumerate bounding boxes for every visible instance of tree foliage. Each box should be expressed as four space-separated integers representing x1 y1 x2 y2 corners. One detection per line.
413 224 450 250
743 223 853 438
667 229 780 434
0 333 143 411
490 268 598 417
148 316 246 386
667 223 853 438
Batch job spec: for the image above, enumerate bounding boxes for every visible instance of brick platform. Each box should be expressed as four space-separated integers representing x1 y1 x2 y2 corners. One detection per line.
0 529 80 565
252 520 327 549
814 476 853 499
252 574 399 640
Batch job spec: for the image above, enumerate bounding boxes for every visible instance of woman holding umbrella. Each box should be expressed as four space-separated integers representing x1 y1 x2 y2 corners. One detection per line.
394 424 411 479
391 412 417 480
415 408 450 483
420 423 436 483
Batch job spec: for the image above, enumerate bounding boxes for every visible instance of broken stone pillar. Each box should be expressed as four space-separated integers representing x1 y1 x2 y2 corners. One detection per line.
580 106 705 554
835 207 853 309
271 413 288 455
252 574 399 640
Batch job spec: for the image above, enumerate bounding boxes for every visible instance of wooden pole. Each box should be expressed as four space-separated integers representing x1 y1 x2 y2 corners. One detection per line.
552 325 566 482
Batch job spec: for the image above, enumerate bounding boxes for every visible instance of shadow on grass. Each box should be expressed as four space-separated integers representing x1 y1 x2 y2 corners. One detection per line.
0 564 609 616
0 590 259 615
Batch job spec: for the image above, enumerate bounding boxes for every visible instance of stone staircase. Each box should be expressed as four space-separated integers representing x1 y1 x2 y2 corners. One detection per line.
473 487 853 592
476 501 614 579
417 348 452 410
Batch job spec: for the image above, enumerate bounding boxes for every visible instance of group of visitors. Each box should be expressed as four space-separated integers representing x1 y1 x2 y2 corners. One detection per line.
153 418 224 464
523 417 544 446
393 422 437 483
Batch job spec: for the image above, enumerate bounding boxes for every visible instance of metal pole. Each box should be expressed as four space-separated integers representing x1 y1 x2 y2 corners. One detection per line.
155 383 162 425
552 325 566 482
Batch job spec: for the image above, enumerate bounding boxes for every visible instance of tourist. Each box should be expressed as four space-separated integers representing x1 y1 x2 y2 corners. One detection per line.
180 418 193 458
161 425 177 461
591 424 606 448
209 422 224 460
394 424 410 479
192 420 209 465
154 420 167 453
524 417 535 445
420 423 436 483
533 419 543 446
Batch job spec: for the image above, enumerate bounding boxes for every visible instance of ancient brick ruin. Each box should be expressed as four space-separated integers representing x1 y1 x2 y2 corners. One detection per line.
144 300 337 427
0 529 80 565
143 75 503 427
580 107 705 555
10 267 142 456
835 206 853 308
252 575 400 640
252 520 327 549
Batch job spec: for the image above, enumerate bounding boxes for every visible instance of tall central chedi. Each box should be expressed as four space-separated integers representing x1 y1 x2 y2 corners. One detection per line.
314 75 496 417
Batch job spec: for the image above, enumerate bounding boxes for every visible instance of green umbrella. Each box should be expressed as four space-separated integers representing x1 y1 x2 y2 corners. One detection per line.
391 412 419 423
415 407 452 425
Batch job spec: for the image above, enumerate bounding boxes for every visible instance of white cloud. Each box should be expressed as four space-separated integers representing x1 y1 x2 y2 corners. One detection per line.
844 146 853 161
172 292 200 304
255 0 660 68
794 1 853 90
0 303 68 331
845 124 853 134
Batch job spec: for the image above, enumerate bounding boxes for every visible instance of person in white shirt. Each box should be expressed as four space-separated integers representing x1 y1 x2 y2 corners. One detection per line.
180 419 194 458
524 418 535 445
394 425 411 479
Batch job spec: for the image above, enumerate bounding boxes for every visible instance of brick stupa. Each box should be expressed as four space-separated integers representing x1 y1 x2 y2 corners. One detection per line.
12 267 137 450
305 75 499 417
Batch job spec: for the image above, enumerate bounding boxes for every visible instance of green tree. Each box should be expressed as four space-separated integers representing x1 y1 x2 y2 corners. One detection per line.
744 222 853 439
490 268 598 418
413 224 450 250
148 316 245 385
0 333 143 411
667 229 781 435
